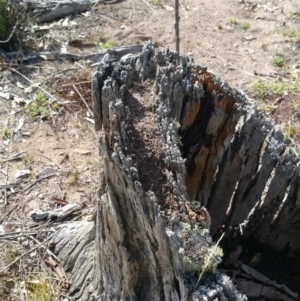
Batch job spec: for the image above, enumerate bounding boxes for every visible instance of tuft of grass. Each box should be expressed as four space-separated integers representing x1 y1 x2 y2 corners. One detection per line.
148 0 162 6
269 82 289 95
283 123 300 140
190 233 224 299
28 170 35 181
0 127 10 139
27 92 50 117
253 81 267 98
253 80 292 98
272 53 284 67
26 274 54 301
275 28 300 41
69 170 79 184
228 18 238 25
5 246 22 263
0 0 26 52
240 22 250 30
289 12 300 21
95 39 117 50
22 153 35 166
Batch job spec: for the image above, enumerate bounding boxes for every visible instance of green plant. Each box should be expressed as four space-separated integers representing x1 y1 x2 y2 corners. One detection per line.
69 170 79 184
240 22 250 30
228 18 238 25
0 127 10 139
27 92 50 117
22 153 35 166
253 81 267 97
272 54 284 67
283 123 300 139
269 82 289 95
253 80 292 98
6 246 22 263
0 0 25 51
190 233 224 300
95 39 116 50
289 12 300 21
26 274 54 301
28 170 35 181
275 28 300 41
148 0 162 5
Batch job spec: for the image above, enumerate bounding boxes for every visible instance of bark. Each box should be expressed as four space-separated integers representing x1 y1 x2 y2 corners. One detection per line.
48 41 300 300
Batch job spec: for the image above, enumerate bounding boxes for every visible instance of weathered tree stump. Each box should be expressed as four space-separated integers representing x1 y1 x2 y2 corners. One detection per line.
50 41 300 300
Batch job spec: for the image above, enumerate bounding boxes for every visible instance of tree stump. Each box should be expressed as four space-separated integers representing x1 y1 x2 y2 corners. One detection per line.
50 41 300 300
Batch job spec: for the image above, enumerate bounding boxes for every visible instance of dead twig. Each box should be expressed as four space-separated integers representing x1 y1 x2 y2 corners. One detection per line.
0 235 53 273
62 80 91 87
10 68 58 103
0 151 26 162
141 0 155 12
190 232 225 301
29 236 61 263
72 84 94 117
0 230 54 238
21 173 63 194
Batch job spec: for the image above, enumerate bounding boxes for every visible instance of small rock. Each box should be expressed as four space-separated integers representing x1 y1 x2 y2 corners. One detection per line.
14 170 31 179
243 35 256 41
38 193 45 200
22 240 29 248
120 24 126 29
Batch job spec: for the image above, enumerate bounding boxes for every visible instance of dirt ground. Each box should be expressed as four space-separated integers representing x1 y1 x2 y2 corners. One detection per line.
0 0 299 300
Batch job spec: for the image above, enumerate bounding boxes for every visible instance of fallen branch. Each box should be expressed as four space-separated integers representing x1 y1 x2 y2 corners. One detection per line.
4 44 143 64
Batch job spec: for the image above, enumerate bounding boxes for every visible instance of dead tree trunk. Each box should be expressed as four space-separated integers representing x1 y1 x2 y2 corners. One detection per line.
49 41 300 300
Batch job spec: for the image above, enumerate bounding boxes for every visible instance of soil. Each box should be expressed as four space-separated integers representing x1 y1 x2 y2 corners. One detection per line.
0 0 299 300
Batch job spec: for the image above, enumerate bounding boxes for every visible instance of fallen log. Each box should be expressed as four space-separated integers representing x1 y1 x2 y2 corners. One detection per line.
1 44 143 64
48 41 299 300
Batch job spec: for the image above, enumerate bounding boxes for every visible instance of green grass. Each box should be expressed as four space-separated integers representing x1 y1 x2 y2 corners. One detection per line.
282 123 300 139
5 246 22 263
275 28 300 40
228 18 238 25
26 274 54 301
95 39 117 50
289 12 300 21
27 92 50 117
253 81 267 98
0 127 10 139
0 0 13 41
240 22 250 30
22 153 35 166
272 54 284 67
69 170 79 184
148 0 162 6
253 80 292 97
